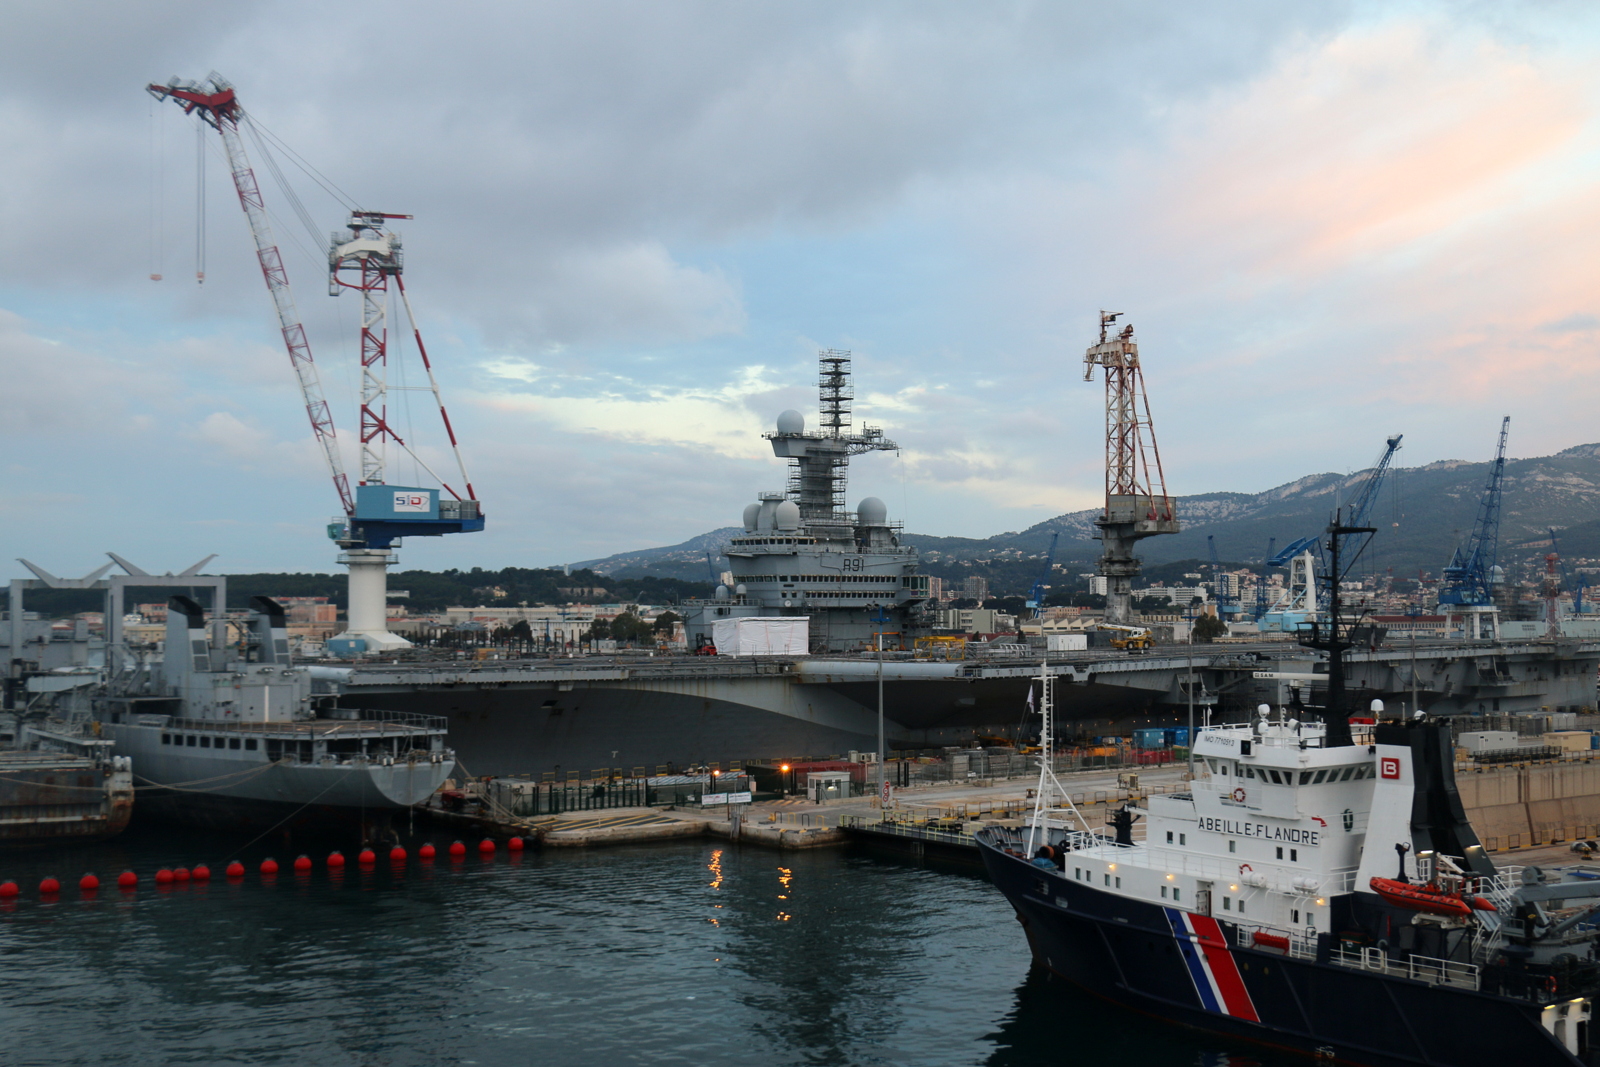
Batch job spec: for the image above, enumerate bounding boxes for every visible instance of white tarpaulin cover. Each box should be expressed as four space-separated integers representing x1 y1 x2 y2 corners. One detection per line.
711 617 810 656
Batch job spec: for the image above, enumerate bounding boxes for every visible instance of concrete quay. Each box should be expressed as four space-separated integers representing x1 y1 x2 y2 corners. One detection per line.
459 761 1193 851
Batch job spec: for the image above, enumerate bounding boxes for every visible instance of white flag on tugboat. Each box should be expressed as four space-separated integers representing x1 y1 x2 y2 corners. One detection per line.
1026 685 1035 713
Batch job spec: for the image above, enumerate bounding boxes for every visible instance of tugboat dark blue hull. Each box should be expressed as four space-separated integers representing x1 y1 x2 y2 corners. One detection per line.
978 837 1584 1067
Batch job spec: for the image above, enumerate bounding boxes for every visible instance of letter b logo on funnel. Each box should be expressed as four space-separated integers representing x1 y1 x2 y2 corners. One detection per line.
1380 757 1400 780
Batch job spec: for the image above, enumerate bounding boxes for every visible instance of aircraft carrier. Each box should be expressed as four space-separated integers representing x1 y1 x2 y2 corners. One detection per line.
316 351 1599 775
7 348 1597 781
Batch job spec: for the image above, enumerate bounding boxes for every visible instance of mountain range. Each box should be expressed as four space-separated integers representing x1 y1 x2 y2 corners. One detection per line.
575 443 1600 591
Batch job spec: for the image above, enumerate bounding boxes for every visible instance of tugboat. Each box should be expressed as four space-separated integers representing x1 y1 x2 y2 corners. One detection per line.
977 516 1600 1065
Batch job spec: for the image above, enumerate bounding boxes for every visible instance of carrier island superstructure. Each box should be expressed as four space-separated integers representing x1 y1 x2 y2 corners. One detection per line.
682 351 930 653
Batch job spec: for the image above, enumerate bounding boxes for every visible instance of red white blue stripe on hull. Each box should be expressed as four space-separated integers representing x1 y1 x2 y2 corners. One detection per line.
1164 908 1260 1022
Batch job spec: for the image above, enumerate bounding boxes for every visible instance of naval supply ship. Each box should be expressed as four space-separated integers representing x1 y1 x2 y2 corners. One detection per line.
92 595 454 832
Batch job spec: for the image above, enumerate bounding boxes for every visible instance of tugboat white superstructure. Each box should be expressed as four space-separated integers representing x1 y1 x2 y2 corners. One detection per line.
979 518 1600 1066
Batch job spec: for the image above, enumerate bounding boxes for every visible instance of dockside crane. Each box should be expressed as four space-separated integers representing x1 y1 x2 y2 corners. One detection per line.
1437 418 1510 640
1024 532 1061 611
1207 535 1239 618
1258 434 1400 630
1254 536 1276 620
148 74 484 654
1549 527 1586 616
1082 313 1179 625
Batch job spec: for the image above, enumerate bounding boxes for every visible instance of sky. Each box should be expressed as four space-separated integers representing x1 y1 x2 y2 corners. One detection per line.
4 1 1600 577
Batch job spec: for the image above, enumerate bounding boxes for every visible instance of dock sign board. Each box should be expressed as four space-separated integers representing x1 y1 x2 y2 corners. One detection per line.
702 791 752 806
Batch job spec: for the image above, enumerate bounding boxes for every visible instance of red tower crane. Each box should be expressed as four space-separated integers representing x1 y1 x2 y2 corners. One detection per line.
145 74 354 517
1082 312 1179 624
148 73 483 655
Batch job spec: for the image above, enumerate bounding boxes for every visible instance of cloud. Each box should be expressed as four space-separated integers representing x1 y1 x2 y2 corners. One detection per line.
7 3 1600 570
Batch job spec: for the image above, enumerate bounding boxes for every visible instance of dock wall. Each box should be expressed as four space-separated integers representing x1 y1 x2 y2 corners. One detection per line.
1461 762 1600 851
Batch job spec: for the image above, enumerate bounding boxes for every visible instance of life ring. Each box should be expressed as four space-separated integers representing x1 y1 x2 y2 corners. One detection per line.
1232 787 1247 803
1240 863 1254 875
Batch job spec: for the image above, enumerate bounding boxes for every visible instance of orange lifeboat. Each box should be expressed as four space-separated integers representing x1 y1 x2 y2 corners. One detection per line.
1369 877 1493 918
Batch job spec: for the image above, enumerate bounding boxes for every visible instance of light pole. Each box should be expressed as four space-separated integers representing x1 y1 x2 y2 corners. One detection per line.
1186 624 1195 778
870 604 890 807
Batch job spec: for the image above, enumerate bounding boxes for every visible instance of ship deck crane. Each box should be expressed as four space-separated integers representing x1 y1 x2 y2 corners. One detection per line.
1024 532 1061 611
148 74 484 655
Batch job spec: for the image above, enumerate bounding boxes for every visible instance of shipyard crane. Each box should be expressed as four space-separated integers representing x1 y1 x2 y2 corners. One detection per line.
1206 535 1239 618
1082 313 1179 624
144 75 351 515
1438 417 1510 609
1254 536 1276 620
148 74 484 654
1259 435 1401 631
1549 527 1586 616
1024 532 1061 611
1322 433 1402 582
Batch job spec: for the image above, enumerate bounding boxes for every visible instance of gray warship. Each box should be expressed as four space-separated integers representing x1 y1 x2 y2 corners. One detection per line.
4 563 453 833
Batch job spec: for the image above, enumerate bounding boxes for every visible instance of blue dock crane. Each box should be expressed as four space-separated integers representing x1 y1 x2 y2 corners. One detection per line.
1025 532 1061 610
1438 418 1510 608
1255 536 1275 620
1207 535 1240 617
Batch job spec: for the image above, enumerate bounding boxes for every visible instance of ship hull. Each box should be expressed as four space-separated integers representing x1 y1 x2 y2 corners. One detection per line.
0 757 133 848
103 723 453 833
977 836 1582 1067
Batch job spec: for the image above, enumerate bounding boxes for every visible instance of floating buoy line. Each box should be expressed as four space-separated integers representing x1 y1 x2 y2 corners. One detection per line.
0 837 526 903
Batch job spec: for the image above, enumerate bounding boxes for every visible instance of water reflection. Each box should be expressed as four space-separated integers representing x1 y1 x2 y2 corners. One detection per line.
0 830 1301 1067
983 967 1288 1067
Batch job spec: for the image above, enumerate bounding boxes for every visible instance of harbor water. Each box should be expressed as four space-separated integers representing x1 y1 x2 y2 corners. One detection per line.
0 827 1295 1066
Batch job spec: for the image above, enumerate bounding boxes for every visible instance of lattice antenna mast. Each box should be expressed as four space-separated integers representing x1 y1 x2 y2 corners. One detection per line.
146 73 354 517
767 350 897 525
1082 313 1179 624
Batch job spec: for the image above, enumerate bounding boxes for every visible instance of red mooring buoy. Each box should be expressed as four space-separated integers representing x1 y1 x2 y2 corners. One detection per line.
173 867 191 882
117 870 138 889
39 877 60 895
357 849 377 865
192 864 211 882
389 846 406 862
448 841 467 857
478 838 496 855
293 855 312 873
327 851 346 869
79 874 99 892
508 836 525 852
225 861 246 879
0 881 19 898
260 858 280 876
154 868 175 885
